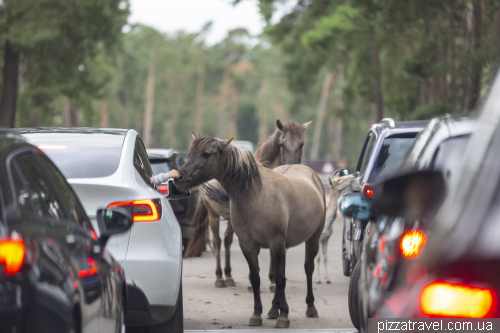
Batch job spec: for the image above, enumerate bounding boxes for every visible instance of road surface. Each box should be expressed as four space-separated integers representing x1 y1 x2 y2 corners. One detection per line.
183 214 354 331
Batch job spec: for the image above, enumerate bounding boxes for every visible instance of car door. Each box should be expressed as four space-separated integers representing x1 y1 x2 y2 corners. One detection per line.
35 152 121 332
12 150 104 332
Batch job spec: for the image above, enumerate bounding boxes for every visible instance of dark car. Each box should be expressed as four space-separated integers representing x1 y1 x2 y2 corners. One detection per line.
342 118 428 277
147 148 199 253
341 69 500 327
0 130 132 333
346 116 476 330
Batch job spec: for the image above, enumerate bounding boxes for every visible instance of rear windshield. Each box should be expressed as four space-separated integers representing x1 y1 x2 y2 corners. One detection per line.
150 161 171 175
39 144 122 178
375 137 416 178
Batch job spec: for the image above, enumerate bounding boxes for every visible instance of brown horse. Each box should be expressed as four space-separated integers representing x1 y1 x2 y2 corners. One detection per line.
185 120 313 291
176 136 325 328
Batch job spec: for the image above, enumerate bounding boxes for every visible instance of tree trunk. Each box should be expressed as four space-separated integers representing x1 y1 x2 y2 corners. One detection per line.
143 53 156 147
70 106 79 126
62 96 71 126
310 71 334 160
100 97 109 128
371 35 384 122
275 100 287 122
334 118 343 159
0 41 20 128
258 79 269 143
217 66 231 138
468 0 482 111
227 83 239 140
194 50 205 136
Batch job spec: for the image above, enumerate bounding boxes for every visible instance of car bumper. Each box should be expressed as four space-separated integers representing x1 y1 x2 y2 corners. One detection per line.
125 284 176 326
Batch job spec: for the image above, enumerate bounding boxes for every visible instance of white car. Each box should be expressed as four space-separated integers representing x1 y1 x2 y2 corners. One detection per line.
18 127 184 333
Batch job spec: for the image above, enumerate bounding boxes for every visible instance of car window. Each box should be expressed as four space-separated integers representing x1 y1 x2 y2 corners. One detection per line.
39 143 123 178
358 132 377 176
150 160 171 175
38 154 93 232
14 153 65 220
10 164 36 216
375 137 416 178
431 135 470 193
134 137 154 186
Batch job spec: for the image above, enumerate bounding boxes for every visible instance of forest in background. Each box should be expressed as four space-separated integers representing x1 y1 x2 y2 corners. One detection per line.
1 0 500 168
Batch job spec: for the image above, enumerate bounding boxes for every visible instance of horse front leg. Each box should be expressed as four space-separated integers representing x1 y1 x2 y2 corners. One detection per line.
322 237 331 283
240 243 263 326
224 219 236 286
269 253 276 292
305 229 322 318
315 243 322 284
269 240 289 328
209 215 225 288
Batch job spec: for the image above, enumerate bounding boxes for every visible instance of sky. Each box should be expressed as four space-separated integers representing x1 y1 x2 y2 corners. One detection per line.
128 0 290 45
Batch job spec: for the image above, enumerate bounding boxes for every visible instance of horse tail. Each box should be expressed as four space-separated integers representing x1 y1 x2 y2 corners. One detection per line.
184 196 210 258
201 182 230 210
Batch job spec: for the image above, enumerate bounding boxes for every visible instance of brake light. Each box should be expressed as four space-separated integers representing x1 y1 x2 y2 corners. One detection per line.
107 199 161 222
78 266 98 278
0 238 25 274
420 282 495 318
158 184 169 196
361 183 374 197
400 230 427 259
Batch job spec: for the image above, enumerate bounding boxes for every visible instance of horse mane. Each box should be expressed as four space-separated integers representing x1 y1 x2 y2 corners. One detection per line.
189 138 262 198
254 130 281 167
254 120 305 167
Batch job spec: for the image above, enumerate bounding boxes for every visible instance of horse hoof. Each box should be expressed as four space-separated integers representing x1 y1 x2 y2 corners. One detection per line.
247 285 253 293
275 317 290 328
248 315 262 326
326 280 332 284
306 307 319 318
267 308 279 319
269 284 276 293
225 277 236 287
215 279 226 288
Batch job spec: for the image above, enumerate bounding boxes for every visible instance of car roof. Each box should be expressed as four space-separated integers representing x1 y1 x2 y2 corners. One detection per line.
147 148 176 159
370 120 428 135
15 127 128 146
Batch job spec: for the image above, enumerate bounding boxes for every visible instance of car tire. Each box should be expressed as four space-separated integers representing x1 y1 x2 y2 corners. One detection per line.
342 224 350 277
348 261 361 330
147 283 183 333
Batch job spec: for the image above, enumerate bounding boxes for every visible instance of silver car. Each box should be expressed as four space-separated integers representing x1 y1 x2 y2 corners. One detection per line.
18 127 184 333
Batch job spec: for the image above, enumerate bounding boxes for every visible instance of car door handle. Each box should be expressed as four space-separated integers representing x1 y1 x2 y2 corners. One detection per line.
66 234 76 245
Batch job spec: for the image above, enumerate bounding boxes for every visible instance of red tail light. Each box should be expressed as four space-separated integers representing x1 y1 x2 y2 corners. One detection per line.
108 199 162 222
0 238 25 274
420 282 495 318
158 184 169 196
361 183 374 197
400 229 427 259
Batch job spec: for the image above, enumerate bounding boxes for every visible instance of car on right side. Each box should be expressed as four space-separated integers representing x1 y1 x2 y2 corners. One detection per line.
341 69 500 328
345 116 477 330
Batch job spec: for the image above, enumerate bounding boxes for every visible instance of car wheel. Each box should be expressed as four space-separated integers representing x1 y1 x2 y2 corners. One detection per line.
147 283 183 333
348 261 361 330
342 224 350 277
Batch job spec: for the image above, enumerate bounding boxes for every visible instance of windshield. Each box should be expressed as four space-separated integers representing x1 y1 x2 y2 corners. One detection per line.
375 137 416 178
150 160 171 175
39 144 123 178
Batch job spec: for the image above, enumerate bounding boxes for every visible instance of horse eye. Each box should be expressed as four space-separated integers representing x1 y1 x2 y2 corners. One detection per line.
202 152 210 158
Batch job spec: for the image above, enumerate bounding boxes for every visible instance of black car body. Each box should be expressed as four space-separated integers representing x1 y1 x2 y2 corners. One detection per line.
147 149 199 251
0 130 130 333
355 117 476 330
343 118 427 276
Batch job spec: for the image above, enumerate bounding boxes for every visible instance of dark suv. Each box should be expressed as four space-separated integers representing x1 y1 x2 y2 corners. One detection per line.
147 149 199 253
342 118 428 276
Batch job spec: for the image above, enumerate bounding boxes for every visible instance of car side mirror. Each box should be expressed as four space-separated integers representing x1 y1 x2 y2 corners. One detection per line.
332 168 350 178
165 179 191 200
372 170 445 221
355 171 360 177
340 194 374 220
96 208 134 246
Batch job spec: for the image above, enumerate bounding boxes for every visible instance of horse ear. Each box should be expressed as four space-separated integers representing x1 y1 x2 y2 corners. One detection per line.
302 120 314 130
192 132 201 140
276 119 284 131
219 138 233 149
328 176 333 186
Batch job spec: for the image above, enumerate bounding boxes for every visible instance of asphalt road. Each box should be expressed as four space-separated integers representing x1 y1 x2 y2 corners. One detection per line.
183 214 354 331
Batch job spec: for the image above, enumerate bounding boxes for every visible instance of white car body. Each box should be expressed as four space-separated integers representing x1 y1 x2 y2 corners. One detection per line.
18 128 182 328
